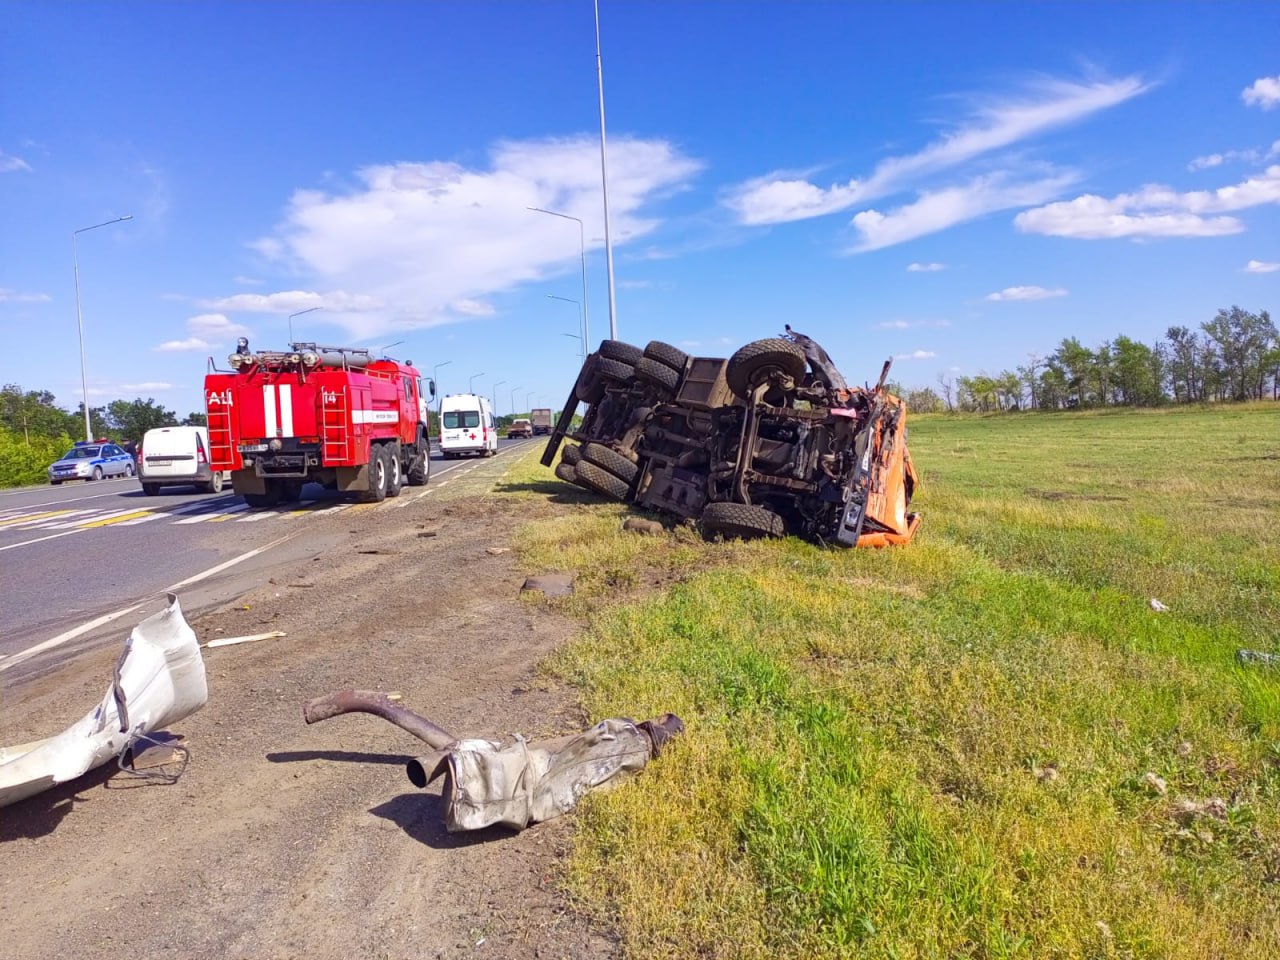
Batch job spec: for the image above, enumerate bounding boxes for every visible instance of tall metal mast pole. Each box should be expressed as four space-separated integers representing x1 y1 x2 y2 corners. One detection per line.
594 0 618 340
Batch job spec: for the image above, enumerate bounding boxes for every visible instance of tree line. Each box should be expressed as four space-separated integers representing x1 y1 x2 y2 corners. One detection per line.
898 305 1279 414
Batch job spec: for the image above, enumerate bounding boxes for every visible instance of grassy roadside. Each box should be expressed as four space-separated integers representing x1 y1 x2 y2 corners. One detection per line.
501 404 1280 959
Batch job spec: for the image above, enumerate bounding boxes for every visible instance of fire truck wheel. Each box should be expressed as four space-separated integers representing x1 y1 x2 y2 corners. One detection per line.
725 338 808 402
407 444 429 486
574 460 631 502
700 501 786 540
362 444 389 502
581 443 639 484
243 487 281 508
386 445 404 496
597 340 644 365
279 479 303 502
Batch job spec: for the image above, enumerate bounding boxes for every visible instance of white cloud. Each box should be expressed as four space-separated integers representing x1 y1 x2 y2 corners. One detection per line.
1189 141 1280 171
616 279 654 289
1015 165 1280 239
0 150 31 173
849 172 1076 251
985 286 1068 302
1190 153 1226 170
233 275 263 286
452 298 494 317
724 74 1148 225
894 350 937 360
220 135 700 339
120 382 174 392
876 318 951 329
1242 76 1280 110
0 288 51 303
154 313 251 352
907 262 947 272
1244 259 1280 274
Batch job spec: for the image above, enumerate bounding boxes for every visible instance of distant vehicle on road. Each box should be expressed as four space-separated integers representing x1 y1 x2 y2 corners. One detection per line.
530 408 553 436
439 394 497 458
138 426 230 495
507 418 533 439
47 441 135 485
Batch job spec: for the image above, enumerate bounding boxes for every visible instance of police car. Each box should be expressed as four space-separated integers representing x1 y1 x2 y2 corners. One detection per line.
47 440 136 485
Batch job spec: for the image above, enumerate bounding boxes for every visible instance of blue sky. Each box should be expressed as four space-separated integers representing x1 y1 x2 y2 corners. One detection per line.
2 2 1278 418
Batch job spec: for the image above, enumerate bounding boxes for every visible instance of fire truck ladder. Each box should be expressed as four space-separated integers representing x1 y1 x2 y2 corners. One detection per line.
207 403 235 469
322 386 350 463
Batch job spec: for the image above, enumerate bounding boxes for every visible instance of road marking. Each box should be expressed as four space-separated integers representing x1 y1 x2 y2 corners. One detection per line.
0 601 145 674
0 509 77 527
165 534 296 590
77 509 156 528
0 529 83 553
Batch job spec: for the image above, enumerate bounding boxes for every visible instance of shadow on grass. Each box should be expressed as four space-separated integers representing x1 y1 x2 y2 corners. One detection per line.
493 479 601 505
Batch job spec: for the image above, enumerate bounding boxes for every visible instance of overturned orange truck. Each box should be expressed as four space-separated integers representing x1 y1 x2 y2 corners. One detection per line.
541 327 921 547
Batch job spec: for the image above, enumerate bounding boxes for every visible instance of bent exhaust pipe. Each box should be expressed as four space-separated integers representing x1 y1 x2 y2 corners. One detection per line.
302 689 457 750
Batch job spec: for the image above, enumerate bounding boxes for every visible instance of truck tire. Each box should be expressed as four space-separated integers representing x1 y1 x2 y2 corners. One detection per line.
634 356 681 394
581 443 638 484
701 501 785 540
362 444 389 502
279 479 304 502
554 462 578 484
597 340 644 365
386 443 404 496
575 366 606 404
725 339 807 402
643 340 689 372
559 443 582 466
594 357 635 384
407 435 430 486
244 484 282 508
574 460 631 501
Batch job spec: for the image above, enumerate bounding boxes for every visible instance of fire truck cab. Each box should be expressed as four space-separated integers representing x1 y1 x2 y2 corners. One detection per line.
204 341 435 508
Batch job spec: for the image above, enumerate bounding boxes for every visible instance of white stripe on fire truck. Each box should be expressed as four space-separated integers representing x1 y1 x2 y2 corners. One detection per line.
279 383 294 435
263 384 278 437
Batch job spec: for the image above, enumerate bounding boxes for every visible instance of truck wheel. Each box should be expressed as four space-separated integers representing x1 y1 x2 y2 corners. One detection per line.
142 482 161 496
575 365 606 404
643 340 689 372
574 460 631 501
701 501 786 540
407 441 430 486
559 443 582 466
597 340 643 365
725 339 807 402
594 356 635 384
386 444 404 496
581 443 638 483
634 357 681 394
279 479 304 502
362 444 389 502
554 462 578 484
244 484 282 508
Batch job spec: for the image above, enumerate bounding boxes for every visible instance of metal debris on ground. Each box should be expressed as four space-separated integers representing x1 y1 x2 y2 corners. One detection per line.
622 518 665 536
204 630 289 649
0 594 208 807
1149 598 1169 612
302 689 683 832
520 573 575 597
1237 649 1280 668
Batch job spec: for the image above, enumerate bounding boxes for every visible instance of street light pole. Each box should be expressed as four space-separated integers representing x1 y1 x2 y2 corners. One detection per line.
562 332 584 355
526 390 536 410
469 372 485 393
433 360 452 395
594 0 618 340
510 384 521 414
528 206 590 351
73 214 133 442
493 380 507 416
548 295 584 357
288 306 322 345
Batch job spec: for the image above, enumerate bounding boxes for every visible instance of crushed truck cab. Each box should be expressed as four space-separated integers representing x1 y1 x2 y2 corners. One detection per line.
204 341 434 507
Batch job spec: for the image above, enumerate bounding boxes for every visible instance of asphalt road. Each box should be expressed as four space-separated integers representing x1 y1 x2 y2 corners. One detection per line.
0 438 534 669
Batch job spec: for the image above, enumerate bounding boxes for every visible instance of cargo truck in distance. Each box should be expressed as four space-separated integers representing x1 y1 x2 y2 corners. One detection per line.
204 340 435 508
530 408 553 436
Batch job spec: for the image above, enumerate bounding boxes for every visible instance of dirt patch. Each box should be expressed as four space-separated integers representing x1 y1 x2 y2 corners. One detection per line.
0 481 619 959
1026 488 1129 502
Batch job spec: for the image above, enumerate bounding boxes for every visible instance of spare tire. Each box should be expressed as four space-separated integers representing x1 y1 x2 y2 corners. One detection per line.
700 501 786 540
597 340 644 365
643 340 689 372
581 443 638 483
725 338 807 401
634 356 681 394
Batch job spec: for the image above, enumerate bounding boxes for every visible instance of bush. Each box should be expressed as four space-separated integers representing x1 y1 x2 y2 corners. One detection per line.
0 426 74 487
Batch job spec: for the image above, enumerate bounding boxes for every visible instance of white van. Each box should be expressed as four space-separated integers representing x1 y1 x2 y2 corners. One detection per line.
138 426 230 494
439 394 498 458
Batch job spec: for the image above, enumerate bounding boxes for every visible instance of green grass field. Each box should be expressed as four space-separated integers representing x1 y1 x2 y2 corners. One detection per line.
504 404 1280 959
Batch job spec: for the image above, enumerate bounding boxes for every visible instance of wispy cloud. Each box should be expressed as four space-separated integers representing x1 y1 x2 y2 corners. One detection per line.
233 275 263 286
154 312 251 352
1244 259 1280 274
906 262 947 272
1015 165 1280 239
894 349 937 361
1242 76 1280 110
0 288 51 303
876 318 951 329
225 135 700 339
0 149 31 173
1188 140 1280 172
849 172 1075 251
724 74 1148 225
985 286 1068 302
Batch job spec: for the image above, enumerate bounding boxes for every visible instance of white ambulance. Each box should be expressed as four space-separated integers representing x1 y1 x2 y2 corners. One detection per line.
438 394 498 458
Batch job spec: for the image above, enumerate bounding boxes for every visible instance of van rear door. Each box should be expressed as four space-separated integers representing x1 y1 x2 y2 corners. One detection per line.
142 428 199 478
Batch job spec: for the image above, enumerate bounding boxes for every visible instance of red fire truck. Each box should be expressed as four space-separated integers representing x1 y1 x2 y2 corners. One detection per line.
204 341 435 508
